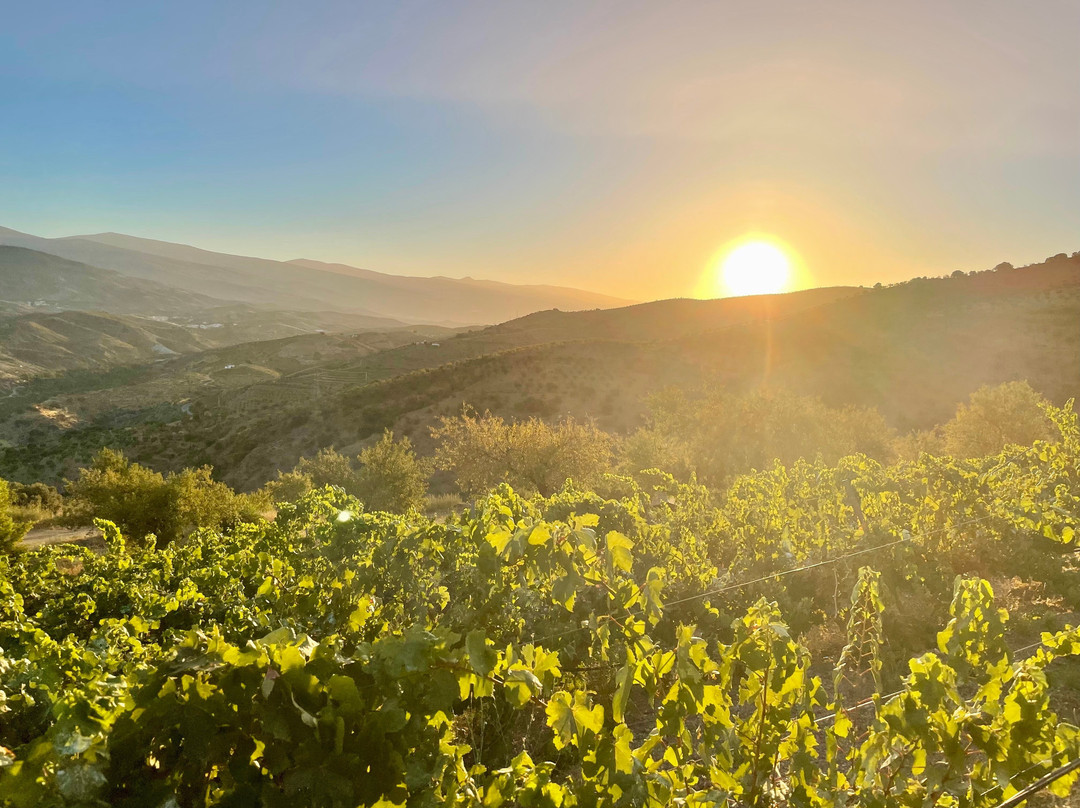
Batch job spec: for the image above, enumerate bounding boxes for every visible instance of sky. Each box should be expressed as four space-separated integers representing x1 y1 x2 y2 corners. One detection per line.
1 1 1077 301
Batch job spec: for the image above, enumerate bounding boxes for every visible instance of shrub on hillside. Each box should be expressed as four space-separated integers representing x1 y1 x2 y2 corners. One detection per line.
619 427 694 482
64 449 171 541
167 466 268 539
9 482 63 514
295 447 359 492
0 478 32 554
942 380 1056 457
264 469 314 504
431 409 614 496
278 434 427 514
355 430 427 514
4 481 65 528
65 449 265 546
625 387 896 485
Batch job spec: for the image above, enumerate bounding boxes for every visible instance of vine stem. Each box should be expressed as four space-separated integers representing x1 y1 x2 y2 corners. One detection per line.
746 658 772 806
989 757 1080 808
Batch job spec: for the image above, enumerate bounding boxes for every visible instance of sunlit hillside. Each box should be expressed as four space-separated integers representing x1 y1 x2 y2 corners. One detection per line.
2 253 1076 489
0 227 632 326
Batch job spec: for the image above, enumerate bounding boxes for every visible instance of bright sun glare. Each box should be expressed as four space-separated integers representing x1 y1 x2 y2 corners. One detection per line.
718 240 793 297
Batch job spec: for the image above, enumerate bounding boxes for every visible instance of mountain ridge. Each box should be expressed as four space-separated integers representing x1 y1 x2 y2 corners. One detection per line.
0 246 231 316
0 226 632 325
2 248 1077 488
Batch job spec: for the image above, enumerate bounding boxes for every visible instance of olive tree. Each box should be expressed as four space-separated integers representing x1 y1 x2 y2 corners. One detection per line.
355 430 427 513
431 409 614 497
943 381 1056 457
65 449 264 546
0 478 32 554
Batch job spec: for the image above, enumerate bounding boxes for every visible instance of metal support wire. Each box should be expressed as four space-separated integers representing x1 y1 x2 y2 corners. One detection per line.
532 514 995 647
990 757 1080 808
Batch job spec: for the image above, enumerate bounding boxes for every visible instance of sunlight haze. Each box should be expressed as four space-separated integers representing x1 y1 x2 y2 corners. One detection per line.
2 6 1080 801
1 1 1077 299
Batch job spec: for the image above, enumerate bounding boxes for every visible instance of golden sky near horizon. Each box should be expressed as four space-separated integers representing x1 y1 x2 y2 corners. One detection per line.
1 1 1077 300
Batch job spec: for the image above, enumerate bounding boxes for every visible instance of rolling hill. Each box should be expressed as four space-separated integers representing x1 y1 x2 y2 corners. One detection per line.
166 252 1080 487
0 226 633 325
0 247 419 378
0 245 459 381
0 324 462 459
1 251 1076 488
0 311 226 382
0 246 229 316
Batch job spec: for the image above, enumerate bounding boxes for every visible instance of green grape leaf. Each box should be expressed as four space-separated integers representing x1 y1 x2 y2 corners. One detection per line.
613 662 634 724
466 630 498 677
606 531 634 574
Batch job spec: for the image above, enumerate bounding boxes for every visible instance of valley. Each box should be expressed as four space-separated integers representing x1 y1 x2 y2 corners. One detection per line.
2 247 1077 489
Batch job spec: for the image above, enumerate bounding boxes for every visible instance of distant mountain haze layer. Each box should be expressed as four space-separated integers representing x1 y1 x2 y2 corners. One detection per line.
287 258 637 307
0 245 448 380
160 253 1080 487
0 227 341 313
1 231 1075 488
0 243 427 333
0 226 632 325
0 246 228 316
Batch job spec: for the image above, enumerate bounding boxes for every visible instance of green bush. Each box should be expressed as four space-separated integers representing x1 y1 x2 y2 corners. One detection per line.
355 430 427 514
264 469 314 504
64 449 265 546
626 387 896 484
943 380 1056 457
282 435 427 514
9 482 62 514
431 409 614 496
0 478 32 554
295 447 359 491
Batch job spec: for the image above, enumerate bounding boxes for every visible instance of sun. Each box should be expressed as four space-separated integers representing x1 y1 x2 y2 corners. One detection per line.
717 239 794 297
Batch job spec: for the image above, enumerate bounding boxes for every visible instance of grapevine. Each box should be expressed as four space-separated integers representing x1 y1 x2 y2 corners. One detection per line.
1 401 1078 806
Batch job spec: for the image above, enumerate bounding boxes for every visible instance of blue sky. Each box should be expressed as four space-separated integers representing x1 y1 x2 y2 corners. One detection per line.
1 1 1077 299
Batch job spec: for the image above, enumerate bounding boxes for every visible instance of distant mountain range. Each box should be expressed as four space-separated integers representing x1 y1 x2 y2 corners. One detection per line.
0 244 454 382
1 250 1076 489
1 230 1075 489
0 226 632 325
0 246 227 317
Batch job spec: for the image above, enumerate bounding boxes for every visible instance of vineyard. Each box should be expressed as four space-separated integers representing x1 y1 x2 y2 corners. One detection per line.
2 403 1080 807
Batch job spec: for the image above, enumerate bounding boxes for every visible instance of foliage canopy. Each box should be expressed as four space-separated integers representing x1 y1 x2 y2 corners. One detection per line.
2 400 1079 805
0 478 31 554
431 409 615 496
64 448 264 546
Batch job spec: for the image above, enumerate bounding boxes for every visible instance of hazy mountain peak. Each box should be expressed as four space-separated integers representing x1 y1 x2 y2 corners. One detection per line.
0 226 633 325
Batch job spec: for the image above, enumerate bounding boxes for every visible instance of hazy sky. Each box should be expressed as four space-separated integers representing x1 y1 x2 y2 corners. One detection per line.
2 1 1077 300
